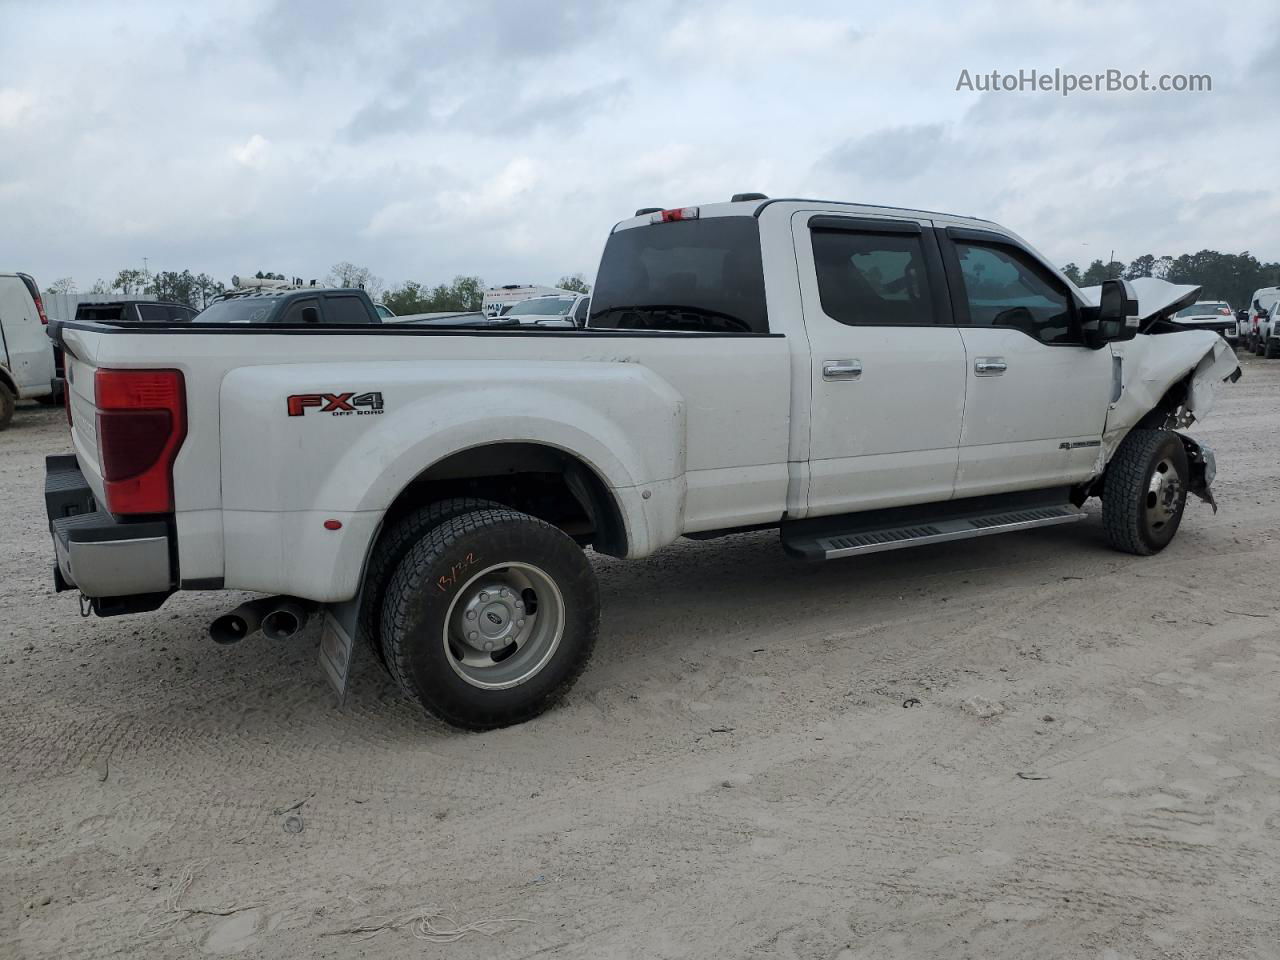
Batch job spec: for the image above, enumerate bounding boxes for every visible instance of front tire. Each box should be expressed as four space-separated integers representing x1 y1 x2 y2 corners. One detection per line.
1102 429 1189 556
381 508 599 729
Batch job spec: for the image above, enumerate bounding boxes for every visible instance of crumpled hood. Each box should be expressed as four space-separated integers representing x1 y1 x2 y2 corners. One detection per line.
1079 277 1202 324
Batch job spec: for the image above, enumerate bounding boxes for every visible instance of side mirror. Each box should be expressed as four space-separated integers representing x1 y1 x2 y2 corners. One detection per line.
1083 277 1140 347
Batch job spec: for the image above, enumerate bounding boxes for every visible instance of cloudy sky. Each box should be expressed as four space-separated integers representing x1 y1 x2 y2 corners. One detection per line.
1 0 1277 294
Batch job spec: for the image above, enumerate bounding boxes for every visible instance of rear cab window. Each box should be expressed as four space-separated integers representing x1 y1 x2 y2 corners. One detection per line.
193 297 280 323
589 216 769 333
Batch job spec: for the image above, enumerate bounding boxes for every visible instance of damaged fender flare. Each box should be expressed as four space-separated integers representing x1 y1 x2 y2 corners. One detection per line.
1178 434 1217 513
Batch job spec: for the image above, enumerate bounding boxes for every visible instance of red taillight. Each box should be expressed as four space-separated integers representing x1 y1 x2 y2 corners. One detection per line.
649 206 700 223
95 369 186 515
33 290 48 325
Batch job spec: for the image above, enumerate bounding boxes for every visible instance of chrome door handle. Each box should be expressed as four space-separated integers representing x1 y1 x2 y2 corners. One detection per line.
823 359 862 381
974 357 1007 376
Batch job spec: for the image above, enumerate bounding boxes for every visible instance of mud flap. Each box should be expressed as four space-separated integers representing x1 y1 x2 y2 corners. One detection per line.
318 597 359 705
1178 434 1217 513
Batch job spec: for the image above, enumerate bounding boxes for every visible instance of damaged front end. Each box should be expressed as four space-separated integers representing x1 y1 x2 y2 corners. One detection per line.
1082 277 1242 508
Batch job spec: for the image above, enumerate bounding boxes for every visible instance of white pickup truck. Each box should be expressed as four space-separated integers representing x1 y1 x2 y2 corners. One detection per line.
44 195 1240 729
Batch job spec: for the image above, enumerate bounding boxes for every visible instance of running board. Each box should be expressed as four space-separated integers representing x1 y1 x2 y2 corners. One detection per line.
782 503 1085 561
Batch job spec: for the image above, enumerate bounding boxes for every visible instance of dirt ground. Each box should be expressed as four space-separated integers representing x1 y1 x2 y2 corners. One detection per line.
3 353 1279 960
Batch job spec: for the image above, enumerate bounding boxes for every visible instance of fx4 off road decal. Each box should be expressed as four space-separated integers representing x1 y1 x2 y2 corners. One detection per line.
287 392 385 417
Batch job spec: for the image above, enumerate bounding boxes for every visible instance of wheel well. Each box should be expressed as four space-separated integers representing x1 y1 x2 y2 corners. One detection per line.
1134 373 1194 430
0 366 16 396
383 443 628 557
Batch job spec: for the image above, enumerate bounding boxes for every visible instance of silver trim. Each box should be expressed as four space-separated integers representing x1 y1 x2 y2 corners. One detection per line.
812 505 1083 559
56 535 171 597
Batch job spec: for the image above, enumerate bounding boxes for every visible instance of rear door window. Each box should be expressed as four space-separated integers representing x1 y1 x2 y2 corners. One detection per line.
136 304 169 322
589 217 769 333
811 229 937 326
323 295 372 324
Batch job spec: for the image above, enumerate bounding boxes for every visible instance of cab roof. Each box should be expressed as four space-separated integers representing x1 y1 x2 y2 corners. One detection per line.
613 196 998 233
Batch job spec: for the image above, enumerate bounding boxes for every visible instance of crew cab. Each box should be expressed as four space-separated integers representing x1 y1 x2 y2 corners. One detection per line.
196 284 382 324
76 300 199 324
43 195 1240 729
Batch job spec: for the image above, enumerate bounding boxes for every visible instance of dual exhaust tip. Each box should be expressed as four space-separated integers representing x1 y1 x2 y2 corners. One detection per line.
210 597 311 645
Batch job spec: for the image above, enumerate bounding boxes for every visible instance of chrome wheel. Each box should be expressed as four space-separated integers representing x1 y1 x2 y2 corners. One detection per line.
443 562 565 690
1145 457 1183 531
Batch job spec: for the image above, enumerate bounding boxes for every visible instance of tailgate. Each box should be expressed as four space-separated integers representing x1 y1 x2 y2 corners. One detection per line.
63 344 106 505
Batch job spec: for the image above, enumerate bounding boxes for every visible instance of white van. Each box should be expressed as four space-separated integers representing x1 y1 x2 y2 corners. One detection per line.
0 272 58 429
1245 286 1280 352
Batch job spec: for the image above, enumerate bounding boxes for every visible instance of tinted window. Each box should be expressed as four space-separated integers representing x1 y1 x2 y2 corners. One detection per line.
193 297 279 323
76 304 126 323
136 304 168 322
508 297 575 316
280 297 322 324
375 303 395 319
323 295 372 324
169 304 197 321
1175 302 1228 317
590 217 768 333
573 297 589 324
955 243 1076 345
812 229 935 326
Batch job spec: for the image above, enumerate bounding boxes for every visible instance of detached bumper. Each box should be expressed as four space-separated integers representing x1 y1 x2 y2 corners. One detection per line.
45 455 173 613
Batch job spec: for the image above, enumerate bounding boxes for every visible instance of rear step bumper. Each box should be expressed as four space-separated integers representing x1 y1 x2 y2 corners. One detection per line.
782 494 1084 561
45 455 173 606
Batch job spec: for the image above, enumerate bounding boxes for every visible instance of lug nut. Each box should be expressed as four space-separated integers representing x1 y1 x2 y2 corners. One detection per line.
466 610 476 620
479 592 489 601
517 619 525 628
468 631 478 641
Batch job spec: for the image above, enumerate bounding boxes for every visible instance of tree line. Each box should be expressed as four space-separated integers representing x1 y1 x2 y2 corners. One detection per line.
44 265 593 313
1060 251 1280 310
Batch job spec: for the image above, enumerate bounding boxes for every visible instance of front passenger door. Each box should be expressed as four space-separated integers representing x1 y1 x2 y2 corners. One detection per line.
941 230 1113 497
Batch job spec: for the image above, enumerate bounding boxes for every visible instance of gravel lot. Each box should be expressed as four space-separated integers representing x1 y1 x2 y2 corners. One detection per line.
4 353 1279 959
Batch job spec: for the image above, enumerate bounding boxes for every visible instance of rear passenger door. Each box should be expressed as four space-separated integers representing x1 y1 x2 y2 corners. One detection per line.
939 228 1113 496
793 212 968 516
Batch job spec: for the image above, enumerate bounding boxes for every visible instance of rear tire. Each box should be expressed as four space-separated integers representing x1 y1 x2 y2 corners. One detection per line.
381 508 599 730
1265 339 1280 359
357 497 502 667
0 383 15 430
1102 429 1188 556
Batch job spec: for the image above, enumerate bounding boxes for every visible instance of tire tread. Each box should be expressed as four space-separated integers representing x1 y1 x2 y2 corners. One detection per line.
381 508 598 729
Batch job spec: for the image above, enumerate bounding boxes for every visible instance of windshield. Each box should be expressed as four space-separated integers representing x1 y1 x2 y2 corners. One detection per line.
589 217 768 333
1175 302 1229 317
193 297 280 323
507 297 575 316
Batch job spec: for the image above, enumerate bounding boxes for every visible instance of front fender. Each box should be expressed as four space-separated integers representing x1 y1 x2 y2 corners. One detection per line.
1101 331 1240 462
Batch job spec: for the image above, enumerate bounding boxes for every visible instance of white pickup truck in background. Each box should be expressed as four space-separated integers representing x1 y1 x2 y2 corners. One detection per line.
43 195 1241 729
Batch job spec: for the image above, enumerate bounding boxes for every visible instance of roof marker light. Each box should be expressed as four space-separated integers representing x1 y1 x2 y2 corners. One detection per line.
650 206 700 224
